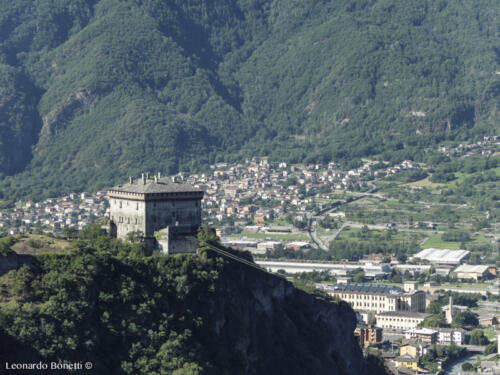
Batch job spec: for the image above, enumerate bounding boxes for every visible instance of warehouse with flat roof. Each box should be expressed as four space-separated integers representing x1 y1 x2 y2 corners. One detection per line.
412 248 470 265
453 264 497 281
256 260 392 279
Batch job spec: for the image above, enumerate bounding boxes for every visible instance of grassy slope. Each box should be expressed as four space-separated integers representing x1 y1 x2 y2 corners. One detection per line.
10 234 71 255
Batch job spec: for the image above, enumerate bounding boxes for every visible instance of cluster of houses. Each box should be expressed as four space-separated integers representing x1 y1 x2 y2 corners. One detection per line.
436 136 499 157
0 192 107 235
323 280 500 374
190 157 421 226
387 324 500 374
0 157 423 237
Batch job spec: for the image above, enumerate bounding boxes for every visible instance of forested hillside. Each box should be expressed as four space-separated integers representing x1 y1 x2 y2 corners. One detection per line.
0 229 381 374
0 0 499 201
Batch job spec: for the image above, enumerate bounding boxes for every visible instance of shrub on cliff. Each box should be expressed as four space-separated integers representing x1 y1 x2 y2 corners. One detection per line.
0 236 15 256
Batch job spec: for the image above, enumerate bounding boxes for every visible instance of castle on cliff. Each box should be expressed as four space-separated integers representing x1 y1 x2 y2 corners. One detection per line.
108 173 204 253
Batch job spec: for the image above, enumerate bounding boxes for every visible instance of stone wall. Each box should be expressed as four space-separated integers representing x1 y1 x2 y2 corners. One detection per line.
109 198 147 239
156 227 198 254
109 197 201 241
145 199 200 237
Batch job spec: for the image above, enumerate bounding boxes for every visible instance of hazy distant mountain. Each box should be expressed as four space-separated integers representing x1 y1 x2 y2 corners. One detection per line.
0 0 499 200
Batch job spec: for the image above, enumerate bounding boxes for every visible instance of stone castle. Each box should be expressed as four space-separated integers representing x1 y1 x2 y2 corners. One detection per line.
108 173 204 253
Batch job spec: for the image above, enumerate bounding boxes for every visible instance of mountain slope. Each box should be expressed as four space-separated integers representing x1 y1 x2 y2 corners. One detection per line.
0 0 499 201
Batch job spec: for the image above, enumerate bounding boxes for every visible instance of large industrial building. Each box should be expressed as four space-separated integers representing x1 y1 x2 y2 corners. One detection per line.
322 283 426 314
256 260 392 279
412 248 470 265
453 264 497 281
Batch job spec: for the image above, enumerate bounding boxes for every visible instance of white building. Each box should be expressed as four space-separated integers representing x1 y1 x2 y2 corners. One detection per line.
436 328 466 345
404 328 438 343
257 241 283 251
376 311 431 330
412 248 470 265
323 284 426 314
393 264 432 275
256 260 392 279
453 264 497 281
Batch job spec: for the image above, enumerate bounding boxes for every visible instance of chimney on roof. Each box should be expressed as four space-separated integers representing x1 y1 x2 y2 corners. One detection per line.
129 176 134 184
154 175 158 183
141 173 146 185
157 172 161 179
146 172 150 179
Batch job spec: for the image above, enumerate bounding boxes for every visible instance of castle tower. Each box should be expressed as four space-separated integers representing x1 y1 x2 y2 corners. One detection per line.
108 173 204 253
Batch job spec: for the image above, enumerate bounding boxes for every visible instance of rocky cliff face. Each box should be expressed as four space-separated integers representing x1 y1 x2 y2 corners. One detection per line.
199 260 368 375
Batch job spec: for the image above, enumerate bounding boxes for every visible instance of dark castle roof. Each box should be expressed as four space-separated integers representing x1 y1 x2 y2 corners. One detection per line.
109 177 202 195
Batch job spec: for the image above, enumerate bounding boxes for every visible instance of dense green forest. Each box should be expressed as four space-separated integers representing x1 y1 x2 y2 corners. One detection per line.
0 0 499 202
0 228 378 374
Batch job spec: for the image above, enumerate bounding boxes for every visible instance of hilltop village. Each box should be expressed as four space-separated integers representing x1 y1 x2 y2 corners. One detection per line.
0 157 418 237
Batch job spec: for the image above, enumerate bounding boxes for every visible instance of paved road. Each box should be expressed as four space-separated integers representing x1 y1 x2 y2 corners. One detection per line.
307 186 381 250
419 285 495 296
307 216 328 250
329 222 348 241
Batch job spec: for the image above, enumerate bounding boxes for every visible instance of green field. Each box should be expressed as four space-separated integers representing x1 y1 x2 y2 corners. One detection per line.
421 232 493 250
447 167 500 189
353 197 380 206
483 327 499 339
439 283 489 290
405 177 444 188
11 234 71 255
421 234 462 250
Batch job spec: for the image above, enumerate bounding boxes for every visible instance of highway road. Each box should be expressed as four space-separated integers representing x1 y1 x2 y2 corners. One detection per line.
307 185 380 251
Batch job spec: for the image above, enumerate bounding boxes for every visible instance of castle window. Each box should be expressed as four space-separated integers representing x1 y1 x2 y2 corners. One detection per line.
136 202 139 210
119 201 122 208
